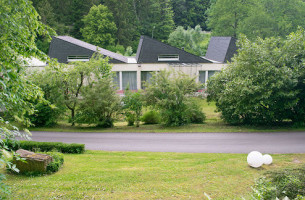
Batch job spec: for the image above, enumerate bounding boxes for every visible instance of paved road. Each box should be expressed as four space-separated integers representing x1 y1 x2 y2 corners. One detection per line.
27 131 305 154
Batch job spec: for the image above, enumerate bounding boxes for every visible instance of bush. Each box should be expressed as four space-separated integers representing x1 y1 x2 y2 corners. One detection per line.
186 100 206 124
27 102 60 127
75 77 121 128
251 166 305 199
12 141 85 154
141 110 161 124
43 152 64 173
144 70 203 126
207 30 305 125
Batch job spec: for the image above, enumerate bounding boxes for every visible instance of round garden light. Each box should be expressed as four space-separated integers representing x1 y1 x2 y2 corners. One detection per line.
247 151 263 168
262 154 273 165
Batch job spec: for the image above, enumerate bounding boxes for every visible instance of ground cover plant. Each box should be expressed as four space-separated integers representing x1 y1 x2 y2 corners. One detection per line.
251 165 305 199
2 151 305 199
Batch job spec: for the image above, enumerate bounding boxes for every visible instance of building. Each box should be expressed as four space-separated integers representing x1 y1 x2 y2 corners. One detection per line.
48 35 236 91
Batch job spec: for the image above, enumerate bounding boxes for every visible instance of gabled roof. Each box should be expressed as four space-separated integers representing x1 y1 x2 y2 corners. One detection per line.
49 36 128 63
136 36 211 64
204 37 238 63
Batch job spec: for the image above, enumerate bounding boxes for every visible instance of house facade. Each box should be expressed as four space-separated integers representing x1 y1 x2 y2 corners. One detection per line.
48 35 236 91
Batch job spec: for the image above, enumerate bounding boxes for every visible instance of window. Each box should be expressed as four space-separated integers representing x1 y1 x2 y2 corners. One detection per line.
122 71 137 90
158 54 179 61
208 71 217 79
67 55 89 62
141 71 153 89
199 71 206 84
113 72 120 89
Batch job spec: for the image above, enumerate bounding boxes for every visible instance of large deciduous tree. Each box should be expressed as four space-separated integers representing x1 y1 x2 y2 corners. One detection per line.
81 4 117 47
0 0 52 194
168 25 211 56
207 0 305 40
207 28 305 125
172 0 210 30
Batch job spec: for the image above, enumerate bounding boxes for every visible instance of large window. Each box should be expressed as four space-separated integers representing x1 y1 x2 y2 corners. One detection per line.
122 71 137 90
199 71 206 84
113 72 120 89
67 55 89 62
141 71 153 89
208 71 217 79
158 54 179 61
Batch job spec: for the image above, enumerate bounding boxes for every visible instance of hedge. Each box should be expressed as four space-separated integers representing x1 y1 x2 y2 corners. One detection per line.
11 141 85 154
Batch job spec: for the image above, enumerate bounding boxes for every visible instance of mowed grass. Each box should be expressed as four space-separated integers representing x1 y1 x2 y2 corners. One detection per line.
4 151 305 199
29 100 305 133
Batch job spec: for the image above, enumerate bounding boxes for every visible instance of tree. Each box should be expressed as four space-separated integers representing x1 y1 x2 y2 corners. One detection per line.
207 0 256 38
168 25 211 56
144 70 204 126
207 29 305 125
75 77 121 128
172 0 210 30
104 0 140 48
30 54 113 126
207 0 305 40
81 4 117 48
0 0 51 194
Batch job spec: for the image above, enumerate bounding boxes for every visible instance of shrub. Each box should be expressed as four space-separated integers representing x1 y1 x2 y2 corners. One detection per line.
251 165 305 199
186 100 206 124
27 102 60 127
123 90 143 127
207 30 305 125
43 152 64 173
13 141 85 154
75 77 121 128
144 70 203 126
141 110 161 124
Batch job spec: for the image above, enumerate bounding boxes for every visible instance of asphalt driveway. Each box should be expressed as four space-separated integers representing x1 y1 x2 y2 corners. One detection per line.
27 131 305 154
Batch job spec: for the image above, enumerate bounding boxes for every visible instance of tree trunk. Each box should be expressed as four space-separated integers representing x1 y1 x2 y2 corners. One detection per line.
71 109 75 126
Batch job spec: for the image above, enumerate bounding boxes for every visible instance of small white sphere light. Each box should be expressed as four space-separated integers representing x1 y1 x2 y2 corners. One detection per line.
247 151 263 168
262 154 273 165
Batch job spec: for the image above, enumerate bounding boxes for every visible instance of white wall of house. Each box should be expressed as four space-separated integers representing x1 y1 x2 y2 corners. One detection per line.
112 63 226 90
27 62 227 91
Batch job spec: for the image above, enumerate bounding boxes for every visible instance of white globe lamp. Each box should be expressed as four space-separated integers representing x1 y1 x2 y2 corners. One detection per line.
262 154 273 165
247 151 263 168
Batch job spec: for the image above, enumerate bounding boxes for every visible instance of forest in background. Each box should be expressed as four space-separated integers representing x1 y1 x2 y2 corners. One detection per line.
32 0 305 56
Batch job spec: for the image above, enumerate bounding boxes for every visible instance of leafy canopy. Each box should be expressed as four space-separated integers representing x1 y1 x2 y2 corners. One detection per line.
81 4 117 48
168 25 211 56
207 28 305 125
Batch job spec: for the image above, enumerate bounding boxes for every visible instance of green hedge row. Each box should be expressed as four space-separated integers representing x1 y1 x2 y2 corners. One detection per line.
13 141 85 154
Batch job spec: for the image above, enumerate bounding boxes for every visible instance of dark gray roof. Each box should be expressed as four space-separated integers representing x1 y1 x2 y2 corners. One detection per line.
136 36 211 64
48 36 128 63
204 37 238 63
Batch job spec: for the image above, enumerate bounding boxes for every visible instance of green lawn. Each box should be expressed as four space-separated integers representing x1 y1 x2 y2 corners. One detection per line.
29 100 305 133
4 151 305 199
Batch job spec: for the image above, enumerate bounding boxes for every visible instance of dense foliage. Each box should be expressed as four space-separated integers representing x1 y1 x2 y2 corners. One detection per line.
252 166 305 199
168 25 210 56
144 70 205 126
207 0 305 39
141 110 161 124
11 141 85 154
207 28 305 125
81 4 117 48
0 0 52 195
123 90 143 127
29 54 113 126
75 77 121 128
